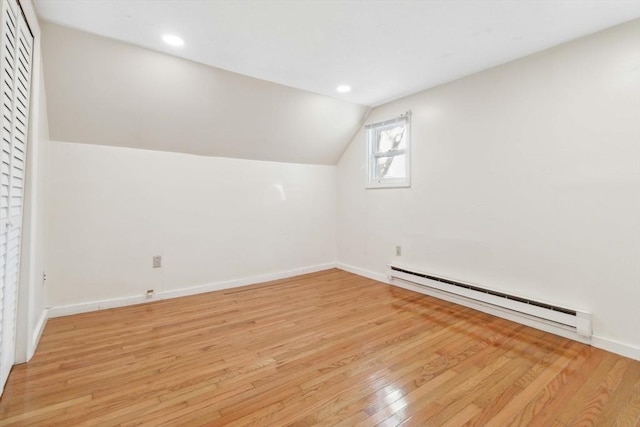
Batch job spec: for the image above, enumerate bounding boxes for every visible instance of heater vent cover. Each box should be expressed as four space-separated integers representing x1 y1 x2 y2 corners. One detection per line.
388 265 592 339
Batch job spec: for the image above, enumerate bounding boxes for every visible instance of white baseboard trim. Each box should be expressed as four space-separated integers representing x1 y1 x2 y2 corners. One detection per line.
48 263 337 318
49 294 151 318
336 263 389 284
336 262 640 360
159 263 336 300
28 309 49 361
591 336 640 361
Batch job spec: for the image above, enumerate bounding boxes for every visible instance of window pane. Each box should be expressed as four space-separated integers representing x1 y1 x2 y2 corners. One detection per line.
375 154 406 179
376 125 406 153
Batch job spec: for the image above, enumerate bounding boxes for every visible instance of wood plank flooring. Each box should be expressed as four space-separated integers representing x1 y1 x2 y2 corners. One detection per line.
1 269 639 426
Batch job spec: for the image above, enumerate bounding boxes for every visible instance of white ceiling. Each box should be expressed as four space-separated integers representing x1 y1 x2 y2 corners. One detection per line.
34 0 640 107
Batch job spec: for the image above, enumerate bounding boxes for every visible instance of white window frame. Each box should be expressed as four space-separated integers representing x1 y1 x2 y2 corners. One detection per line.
366 111 411 189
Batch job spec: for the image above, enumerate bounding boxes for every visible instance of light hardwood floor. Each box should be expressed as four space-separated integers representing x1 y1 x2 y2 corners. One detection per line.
1 269 639 426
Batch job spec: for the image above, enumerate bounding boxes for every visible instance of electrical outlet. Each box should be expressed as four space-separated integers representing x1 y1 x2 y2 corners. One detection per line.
153 256 162 268
395 245 402 256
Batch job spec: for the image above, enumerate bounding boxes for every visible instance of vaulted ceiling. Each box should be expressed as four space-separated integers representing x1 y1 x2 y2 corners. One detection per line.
35 0 640 106
35 1 640 164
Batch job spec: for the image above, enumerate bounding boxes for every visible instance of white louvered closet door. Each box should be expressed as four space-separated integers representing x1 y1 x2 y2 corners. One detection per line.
0 0 33 392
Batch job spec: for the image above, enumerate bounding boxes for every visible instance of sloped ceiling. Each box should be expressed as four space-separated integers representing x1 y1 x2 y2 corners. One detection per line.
35 0 640 106
37 2 640 165
40 23 369 165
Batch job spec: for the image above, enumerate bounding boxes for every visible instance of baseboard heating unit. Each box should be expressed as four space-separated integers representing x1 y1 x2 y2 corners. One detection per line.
387 265 592 342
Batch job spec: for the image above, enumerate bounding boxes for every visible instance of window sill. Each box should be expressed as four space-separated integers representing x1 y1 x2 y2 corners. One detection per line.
366 181 411 189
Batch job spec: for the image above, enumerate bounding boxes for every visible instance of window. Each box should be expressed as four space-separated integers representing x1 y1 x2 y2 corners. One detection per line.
366 111 411 188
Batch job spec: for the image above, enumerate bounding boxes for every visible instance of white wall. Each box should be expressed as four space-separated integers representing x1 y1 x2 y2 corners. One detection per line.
15 0 49 363
337 20 640 357
46 141 336 310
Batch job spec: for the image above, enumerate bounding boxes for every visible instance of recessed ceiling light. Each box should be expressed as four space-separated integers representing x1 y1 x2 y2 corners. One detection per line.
162 34 184 47
336 85 351 93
